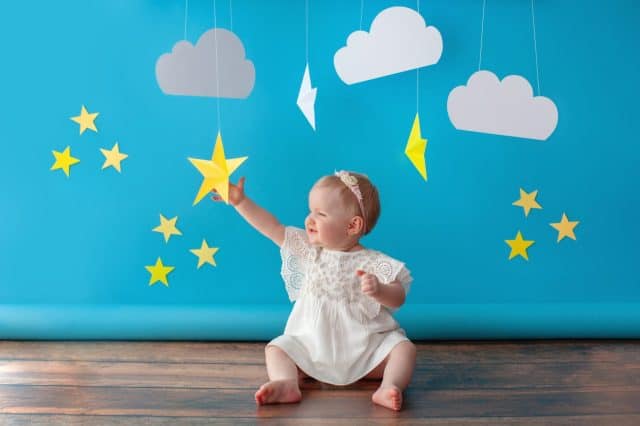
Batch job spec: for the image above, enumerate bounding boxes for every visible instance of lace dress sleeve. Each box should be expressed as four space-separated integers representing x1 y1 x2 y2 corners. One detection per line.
279 226 313 302
360 251 413 315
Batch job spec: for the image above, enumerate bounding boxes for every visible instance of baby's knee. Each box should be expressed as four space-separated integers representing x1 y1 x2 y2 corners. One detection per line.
265 344 289 359
397 340 417 358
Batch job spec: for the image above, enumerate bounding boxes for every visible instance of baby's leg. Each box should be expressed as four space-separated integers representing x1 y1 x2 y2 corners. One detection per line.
254 345 302 405
372 341 417 411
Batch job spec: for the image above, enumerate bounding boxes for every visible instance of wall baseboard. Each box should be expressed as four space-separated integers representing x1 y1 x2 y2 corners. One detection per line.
1 303 639 340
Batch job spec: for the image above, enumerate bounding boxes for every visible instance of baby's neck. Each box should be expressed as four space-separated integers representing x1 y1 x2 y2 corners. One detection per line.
326 240 364 252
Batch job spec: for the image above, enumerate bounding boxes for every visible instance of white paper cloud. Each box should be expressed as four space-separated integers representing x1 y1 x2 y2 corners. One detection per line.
156 28 255 99
334 6 443 85
447 70 558 141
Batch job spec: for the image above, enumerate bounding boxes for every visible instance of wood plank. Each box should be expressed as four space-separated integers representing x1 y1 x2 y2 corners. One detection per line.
1 341 639 364
0 385 639 418
0 360 638 390
3 414 640 426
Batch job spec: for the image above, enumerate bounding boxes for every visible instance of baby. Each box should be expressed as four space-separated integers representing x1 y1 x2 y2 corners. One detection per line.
215 171 416 411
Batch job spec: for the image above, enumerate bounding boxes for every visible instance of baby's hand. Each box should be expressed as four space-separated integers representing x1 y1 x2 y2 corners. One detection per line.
211 176 246 206
357 269 380 297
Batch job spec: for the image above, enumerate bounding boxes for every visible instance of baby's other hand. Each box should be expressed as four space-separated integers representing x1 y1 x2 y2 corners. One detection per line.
357 269 380 297
211 176 246 206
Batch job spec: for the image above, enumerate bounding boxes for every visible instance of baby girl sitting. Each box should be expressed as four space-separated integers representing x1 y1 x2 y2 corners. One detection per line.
215 171 416 411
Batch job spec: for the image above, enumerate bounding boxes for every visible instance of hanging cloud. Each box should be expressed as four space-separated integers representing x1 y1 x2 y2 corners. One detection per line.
155 28 255 99
447 70 558 141
333 6 443 85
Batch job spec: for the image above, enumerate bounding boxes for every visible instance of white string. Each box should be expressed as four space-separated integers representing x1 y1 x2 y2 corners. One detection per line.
531 0 541 95
184 0 189 40
305 0 309 62
359 0 364 30
478 0 486 70
416 0 420 113
230 0 233 31
213 0 221 129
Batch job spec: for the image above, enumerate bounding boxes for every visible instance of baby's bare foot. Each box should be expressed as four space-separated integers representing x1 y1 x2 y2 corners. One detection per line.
254 379 302 405
372 384 403 411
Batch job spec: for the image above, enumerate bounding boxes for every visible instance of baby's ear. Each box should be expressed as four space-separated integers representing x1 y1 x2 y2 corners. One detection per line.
348 216 365 235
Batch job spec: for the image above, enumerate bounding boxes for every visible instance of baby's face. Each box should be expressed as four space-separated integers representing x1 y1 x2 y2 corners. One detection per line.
305 185 357 250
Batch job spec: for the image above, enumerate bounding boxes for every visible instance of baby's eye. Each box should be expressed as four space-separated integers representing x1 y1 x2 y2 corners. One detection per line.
318 212 327 217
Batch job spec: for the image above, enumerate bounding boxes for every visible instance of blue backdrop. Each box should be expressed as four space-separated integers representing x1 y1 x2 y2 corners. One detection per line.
1 0 638 339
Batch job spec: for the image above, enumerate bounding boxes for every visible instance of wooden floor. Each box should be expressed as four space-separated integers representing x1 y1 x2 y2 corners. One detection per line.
0 340 639 425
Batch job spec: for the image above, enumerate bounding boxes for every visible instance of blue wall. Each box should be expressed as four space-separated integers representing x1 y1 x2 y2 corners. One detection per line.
1 0 639 339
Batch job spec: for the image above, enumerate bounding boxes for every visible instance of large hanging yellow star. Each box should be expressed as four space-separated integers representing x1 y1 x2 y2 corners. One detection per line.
404 113 427 180
190 239 219 268
188 132 248 204
145 257 174 286
152 214 182 243
505 231 535 261
100 142 128 172
550 213 579 242
512 188 542 217
50 146 80 177
70 105 99 135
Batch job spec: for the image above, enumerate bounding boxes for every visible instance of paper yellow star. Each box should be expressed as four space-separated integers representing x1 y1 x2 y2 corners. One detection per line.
550 213 579 242
188 132 248 204
153 214 182 243
190 239 219 268
404 113 428 180
50 146 80 177
505 231 535 261
512 188 542 217
100 142 128 172
145 257 174 286
70 105 99 135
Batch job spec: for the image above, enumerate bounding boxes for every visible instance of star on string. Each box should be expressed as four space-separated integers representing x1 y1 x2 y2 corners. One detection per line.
405 113 427 180
188 132 248 205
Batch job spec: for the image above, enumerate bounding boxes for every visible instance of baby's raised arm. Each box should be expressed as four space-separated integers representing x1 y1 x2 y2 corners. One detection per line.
214 177 285 247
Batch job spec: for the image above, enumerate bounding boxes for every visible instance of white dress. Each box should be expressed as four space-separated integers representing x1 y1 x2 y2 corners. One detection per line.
268 226 413 386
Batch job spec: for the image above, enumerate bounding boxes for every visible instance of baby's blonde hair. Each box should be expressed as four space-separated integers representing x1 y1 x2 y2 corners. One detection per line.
313 172 381 235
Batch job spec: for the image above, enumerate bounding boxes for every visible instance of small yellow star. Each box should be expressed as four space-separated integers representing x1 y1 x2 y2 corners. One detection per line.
505 231 535 261
152 214 182 243
70 105 99 135
145 257 174 286
50 146 80 177
404 113 428 181
190 239 220 268
550 213 579 242
512 188 542 217
100 142 128 172
188 132 248 205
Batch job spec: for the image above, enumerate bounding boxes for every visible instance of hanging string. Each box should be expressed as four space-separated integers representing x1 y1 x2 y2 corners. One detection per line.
230 0 233 31
184 0 189 40
213 0 221 130
478 0 486 70
305 0 309 63
531 0 541 95
359 0 364 30
416 0 420 114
